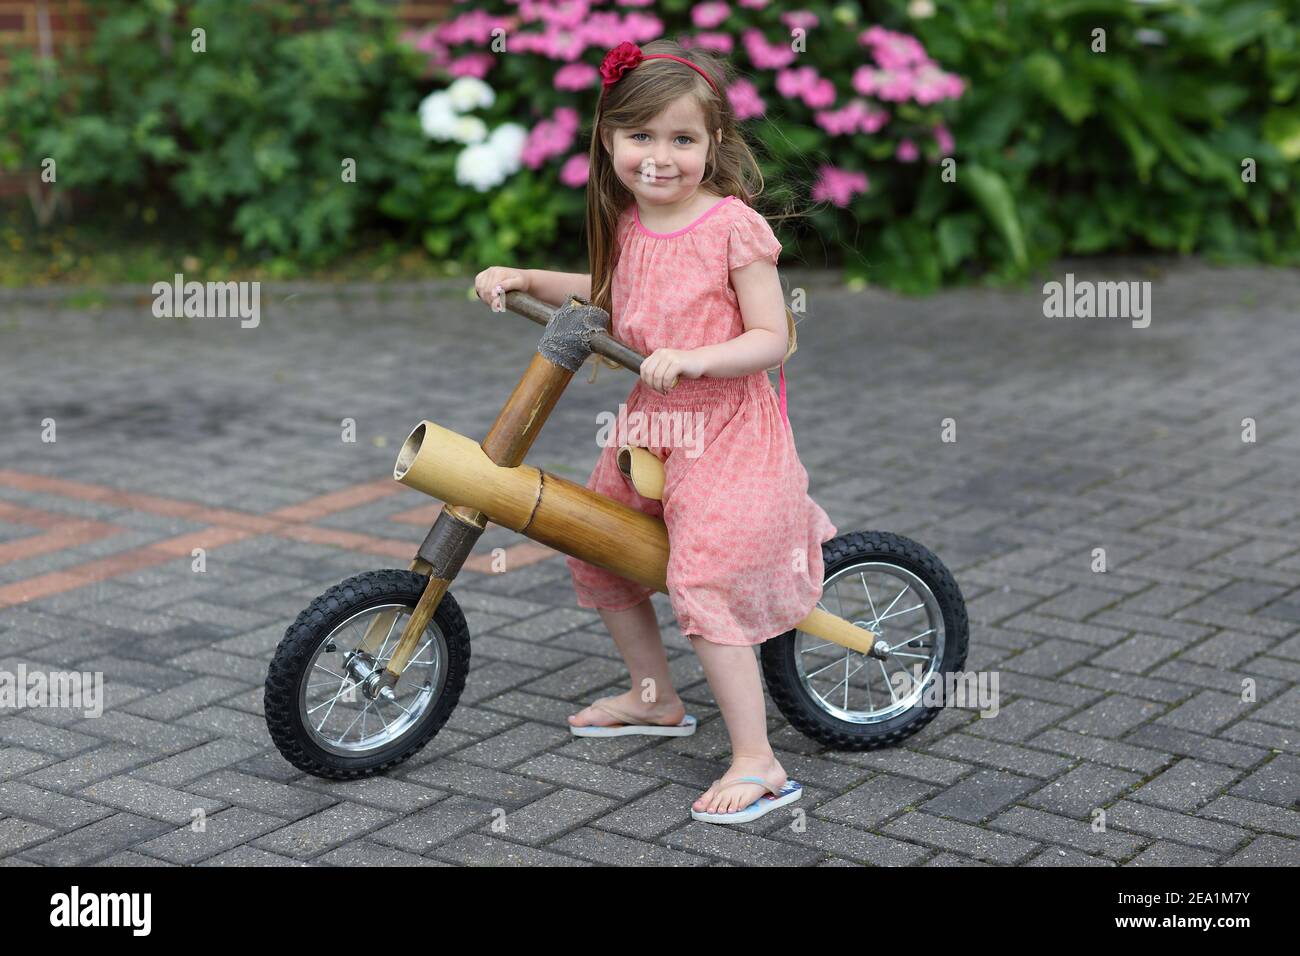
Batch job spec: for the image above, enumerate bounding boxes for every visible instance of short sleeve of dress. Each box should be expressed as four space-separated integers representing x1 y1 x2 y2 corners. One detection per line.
727 206 782 271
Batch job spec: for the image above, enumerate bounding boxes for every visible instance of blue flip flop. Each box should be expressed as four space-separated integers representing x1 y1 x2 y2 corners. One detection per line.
569 696 698 737
690 776 803 825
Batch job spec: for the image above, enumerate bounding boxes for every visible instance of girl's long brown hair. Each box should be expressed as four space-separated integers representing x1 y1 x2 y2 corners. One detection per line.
583 37 797 383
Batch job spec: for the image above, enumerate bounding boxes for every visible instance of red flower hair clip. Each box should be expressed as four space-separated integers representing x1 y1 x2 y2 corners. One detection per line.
598 41 720 96
600 41 644 89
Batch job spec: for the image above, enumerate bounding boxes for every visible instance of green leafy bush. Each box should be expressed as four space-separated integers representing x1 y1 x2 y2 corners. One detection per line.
0 0 425 265
1 0 1296 290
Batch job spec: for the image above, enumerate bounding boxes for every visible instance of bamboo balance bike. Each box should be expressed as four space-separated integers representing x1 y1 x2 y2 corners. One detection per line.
265 292 969 779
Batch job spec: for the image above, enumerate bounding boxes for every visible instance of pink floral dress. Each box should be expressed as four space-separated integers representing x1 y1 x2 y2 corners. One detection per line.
566 193 838 646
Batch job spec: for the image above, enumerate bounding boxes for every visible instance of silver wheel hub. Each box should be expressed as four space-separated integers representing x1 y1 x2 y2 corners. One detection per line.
299 603 448 756
794 560 945 725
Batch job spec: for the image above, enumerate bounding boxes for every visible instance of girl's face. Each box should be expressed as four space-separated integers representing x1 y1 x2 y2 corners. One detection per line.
603 94 721 208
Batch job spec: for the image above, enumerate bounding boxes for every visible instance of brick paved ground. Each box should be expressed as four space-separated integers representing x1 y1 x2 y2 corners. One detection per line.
0 261 1296 866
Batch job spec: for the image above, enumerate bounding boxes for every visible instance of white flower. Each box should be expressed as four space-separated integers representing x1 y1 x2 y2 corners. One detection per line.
450 115 489 144
418 91 458 140
447 76 495 113
455 142 509 192
487 122 528 175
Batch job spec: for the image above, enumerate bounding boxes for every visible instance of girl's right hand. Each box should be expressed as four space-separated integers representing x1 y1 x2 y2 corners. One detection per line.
474 267 530 312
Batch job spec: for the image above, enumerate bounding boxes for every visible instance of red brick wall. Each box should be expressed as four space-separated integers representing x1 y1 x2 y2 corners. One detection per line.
1 0 453 200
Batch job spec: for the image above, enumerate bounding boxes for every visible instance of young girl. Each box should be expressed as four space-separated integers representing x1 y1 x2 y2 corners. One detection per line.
474 38 837 824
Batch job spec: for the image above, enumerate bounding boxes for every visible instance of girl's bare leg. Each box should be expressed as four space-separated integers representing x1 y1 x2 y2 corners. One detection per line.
568 597 686 728
688 636 787 814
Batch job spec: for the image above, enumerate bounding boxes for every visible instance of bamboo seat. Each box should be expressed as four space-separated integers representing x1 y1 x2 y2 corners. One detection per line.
616 444 665 501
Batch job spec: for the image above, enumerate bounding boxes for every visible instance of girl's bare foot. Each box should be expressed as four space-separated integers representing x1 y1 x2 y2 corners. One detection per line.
567 689 686 729
693 752 787 815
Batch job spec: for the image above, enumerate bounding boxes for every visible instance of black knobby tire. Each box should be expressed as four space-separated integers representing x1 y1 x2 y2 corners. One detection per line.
264 569 470 779
761 531 968 751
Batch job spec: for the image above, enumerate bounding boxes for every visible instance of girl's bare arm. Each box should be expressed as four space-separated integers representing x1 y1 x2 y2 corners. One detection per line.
525 270 592 305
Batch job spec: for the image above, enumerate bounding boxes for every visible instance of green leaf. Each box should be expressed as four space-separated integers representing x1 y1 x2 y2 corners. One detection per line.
961 165 1028 271
1263 108 1300 162
1023 52 1094 124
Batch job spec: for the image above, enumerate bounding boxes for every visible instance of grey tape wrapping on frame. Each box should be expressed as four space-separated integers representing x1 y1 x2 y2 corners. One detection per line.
537 295 613 372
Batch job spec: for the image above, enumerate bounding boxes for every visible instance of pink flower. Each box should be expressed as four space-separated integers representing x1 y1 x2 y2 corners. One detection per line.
933 123 955 156
895 139 919 162
520 0 591 29
691 2 730 29
775 66 837 109
682 32 734 53
560 153 589 188
447 53 494 78
401 29 439 55
435 11 514 47
912 65 965 104
858 25 930 71
851 26 965 105
780 11 819 32
814 99 889 136
853 65 917 102
726 77 766 120
738 0 769 7
554 62 599 90
523 107 580 169
812 165 869 207
742 28 796 70
804 77 835 109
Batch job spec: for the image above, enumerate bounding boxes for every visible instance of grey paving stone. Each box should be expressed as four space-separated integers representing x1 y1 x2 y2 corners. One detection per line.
294 776 445 813
431 832 592 866
316 841 450 866
0 781 115 829
660 821 822 866
368 795 498 853
250 802 395 859
1123 723 1270 769
19 812 176 865
401 758 554 807
1228 753 1299 805
549 826 712 866
512 752 662 800
1198 795 1300 838
1130 759 1242 812
1104 800 1251 852
815 775 939 829
199 845 314 866
21 746 151 791
988 806 1145 861
927 733 1074 779
1062 695 1166 738
479 788 619 845
1030 729 1174 775
186 770 336 820
920 768 1039 823
133 807 286 864
0 817 56 856
1124 841 1221 866
129 739 267 788
1025 763 1142 818
1221 834 1300 866
880 810 1040 864
76 775 227 825
1026 846 1116 866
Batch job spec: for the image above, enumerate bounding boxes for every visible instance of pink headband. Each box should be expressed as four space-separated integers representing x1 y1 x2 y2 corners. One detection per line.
598 41 720 98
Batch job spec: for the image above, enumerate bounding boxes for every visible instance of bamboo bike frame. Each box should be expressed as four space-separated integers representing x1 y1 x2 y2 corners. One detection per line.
371 292 880 686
